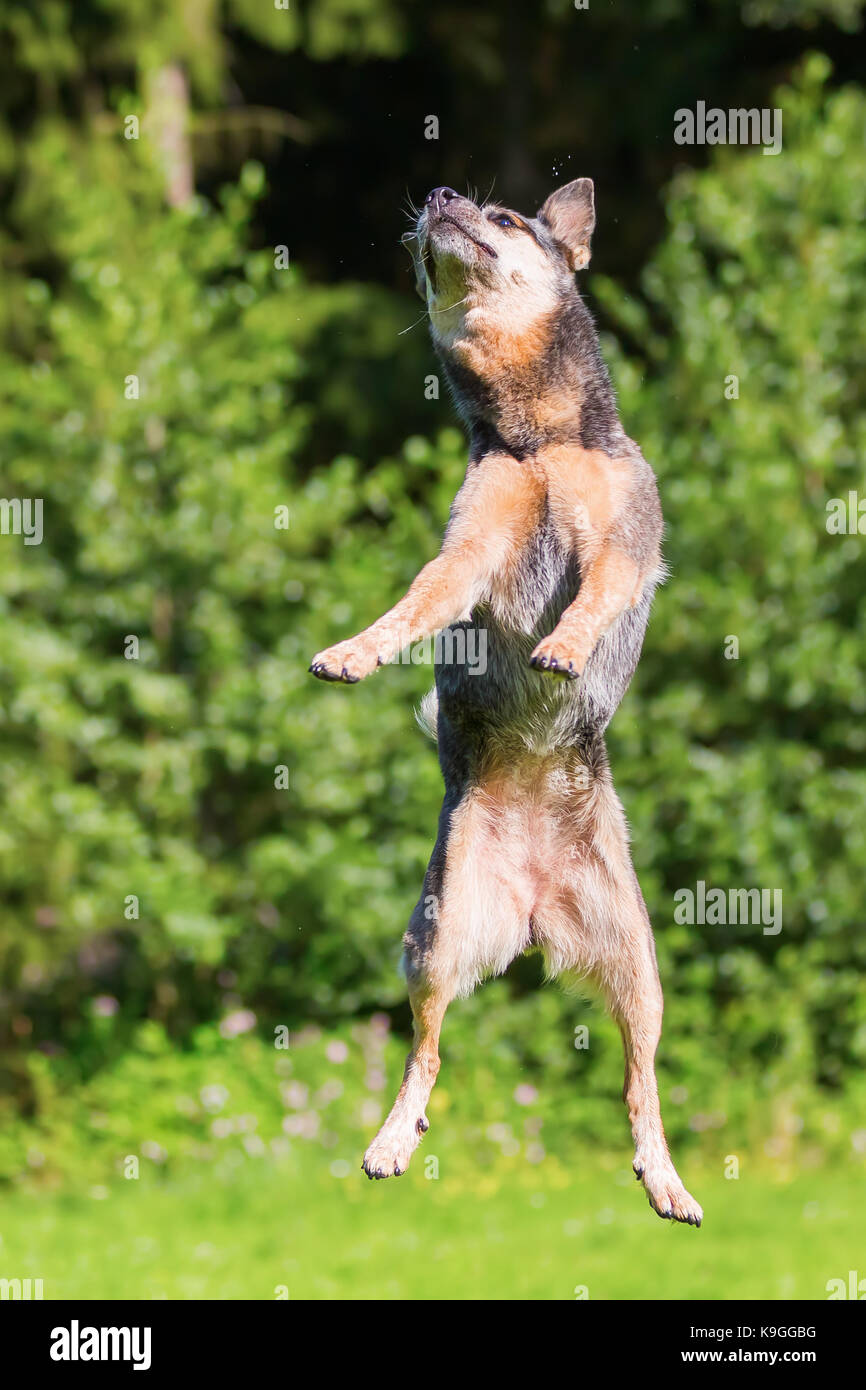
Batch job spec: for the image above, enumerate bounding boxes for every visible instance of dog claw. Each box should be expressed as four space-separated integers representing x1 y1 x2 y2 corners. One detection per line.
634 1156 703 1226
309 660 360 684
529 654 580 680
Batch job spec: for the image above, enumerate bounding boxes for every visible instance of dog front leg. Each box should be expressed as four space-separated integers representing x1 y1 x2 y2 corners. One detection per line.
309 551 483 684
311 453 540 684
529 545 641 679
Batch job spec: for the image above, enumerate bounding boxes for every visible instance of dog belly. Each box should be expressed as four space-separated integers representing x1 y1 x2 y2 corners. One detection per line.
435 592 651 767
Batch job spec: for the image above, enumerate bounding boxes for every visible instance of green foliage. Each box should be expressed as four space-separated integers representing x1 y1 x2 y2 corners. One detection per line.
0 36 864 1193
595 55 866 1096
0 125 447 1090
2 1012 861 1194
742 0 865 29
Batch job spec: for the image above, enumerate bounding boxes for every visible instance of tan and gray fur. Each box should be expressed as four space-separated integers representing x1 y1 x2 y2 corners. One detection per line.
310 180 702 1226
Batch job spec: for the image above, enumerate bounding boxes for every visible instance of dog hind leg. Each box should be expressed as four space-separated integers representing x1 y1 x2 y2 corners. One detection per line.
535 764 703 1225
602 889 703 1226
361 959 449 1180
363 787 533 1179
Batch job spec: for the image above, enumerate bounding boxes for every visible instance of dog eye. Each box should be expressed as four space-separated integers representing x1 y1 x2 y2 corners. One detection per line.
489 214 516 228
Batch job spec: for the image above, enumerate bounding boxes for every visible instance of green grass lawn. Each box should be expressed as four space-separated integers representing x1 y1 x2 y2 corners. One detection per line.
1 1151 861 1300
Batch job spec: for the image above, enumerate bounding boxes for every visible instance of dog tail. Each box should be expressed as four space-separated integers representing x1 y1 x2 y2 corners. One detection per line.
415 686 439 742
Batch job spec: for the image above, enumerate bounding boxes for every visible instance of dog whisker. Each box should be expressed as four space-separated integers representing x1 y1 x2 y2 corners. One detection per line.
397 311 429 336
430 294 470 315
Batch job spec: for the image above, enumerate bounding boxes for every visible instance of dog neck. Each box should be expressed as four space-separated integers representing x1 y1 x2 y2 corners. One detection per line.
435 292 621 459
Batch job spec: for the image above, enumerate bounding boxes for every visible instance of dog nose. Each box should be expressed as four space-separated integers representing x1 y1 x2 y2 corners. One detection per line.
425 186 459 216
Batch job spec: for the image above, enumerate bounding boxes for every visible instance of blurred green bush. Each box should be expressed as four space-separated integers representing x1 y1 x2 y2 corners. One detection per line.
0 59 864 1168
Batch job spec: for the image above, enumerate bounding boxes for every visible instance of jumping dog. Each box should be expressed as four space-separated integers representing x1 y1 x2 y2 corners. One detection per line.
310 180 702 1226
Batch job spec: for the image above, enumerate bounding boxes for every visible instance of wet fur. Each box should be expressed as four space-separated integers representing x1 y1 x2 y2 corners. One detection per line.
310 180 703 1227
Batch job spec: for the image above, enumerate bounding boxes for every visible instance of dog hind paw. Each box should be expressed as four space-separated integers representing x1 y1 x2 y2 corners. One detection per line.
361 1119 426 1180
634 1157 703 1227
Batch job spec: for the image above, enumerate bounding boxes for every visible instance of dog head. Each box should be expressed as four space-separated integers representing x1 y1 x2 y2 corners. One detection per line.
404 180 595 354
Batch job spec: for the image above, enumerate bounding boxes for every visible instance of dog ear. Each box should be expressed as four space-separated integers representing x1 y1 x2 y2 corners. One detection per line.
401 231 428 299
537 178 595 271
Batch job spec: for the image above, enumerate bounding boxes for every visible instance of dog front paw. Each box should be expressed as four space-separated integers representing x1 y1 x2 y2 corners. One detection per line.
529 637 583 680
309 637 381 684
